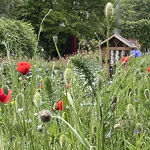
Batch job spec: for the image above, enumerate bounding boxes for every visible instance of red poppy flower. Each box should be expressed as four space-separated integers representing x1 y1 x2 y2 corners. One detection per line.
56 100 63 111
16 62 31 75
121 56 129 63
0 88 11 103
147 67 150 73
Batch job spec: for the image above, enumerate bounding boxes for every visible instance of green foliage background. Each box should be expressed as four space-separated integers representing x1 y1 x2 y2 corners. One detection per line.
119 0 150 51
0 18 37 57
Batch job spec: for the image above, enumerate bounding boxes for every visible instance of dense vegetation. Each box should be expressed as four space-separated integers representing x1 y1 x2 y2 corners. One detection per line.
0 18 37 57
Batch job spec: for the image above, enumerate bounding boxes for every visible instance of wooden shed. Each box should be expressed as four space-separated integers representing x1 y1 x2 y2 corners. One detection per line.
100 34 137 68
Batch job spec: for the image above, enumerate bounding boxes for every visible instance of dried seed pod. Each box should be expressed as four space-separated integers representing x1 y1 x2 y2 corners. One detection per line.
39 110 52 123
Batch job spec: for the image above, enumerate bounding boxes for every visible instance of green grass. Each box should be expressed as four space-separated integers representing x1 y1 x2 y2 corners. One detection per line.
0 53 150 150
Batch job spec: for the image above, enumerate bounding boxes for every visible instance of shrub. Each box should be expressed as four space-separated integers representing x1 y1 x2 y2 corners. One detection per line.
0 17 37 57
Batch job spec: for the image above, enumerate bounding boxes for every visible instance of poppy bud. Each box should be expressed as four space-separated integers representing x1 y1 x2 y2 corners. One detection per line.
67 144 71 150
127 104 135 118
59 134 66 147
114 123 121 129
62 112 68 121
64 68 72 84
144 89 150 100
52 103 57 111
39 110 52 123
2 85 9 95
34 92 41 107
136 123 143 134
43 76 52 93
105 2 114 18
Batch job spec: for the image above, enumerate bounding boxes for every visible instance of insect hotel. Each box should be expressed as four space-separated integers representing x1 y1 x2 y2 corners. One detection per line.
100 34 137 69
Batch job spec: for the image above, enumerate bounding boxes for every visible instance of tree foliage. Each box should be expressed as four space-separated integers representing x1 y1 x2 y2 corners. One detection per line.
119 0 150 50
15 0 114 57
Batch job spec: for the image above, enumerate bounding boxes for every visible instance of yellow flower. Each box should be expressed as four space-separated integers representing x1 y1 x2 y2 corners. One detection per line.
11 101 15 104
35 88 37 93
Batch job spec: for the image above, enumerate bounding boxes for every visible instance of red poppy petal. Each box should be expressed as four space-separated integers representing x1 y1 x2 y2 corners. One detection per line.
3 89 11 103
56 100 63 111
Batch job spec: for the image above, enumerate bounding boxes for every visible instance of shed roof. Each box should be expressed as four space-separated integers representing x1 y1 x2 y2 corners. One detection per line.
100 34 137 49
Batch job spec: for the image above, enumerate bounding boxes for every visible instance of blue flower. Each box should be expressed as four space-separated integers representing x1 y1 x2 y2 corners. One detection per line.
131 50 141 57
134 129 140 134
10 53 15 56
107 81 111 85
37 82 41 85
29 71 32 74
46 68 49 71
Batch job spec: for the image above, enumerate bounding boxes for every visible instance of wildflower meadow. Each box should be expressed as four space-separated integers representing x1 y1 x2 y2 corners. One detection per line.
1 0 150 150
0 50 150 150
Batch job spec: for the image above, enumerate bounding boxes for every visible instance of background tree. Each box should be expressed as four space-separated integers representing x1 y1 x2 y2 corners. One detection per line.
15 0 114 58
119 0 150 51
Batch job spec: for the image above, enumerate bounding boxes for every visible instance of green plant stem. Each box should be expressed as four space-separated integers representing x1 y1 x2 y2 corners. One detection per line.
54 41 61 59
34 8 52 57
52 115 91 149
96 85 101 150
105 23 110 75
